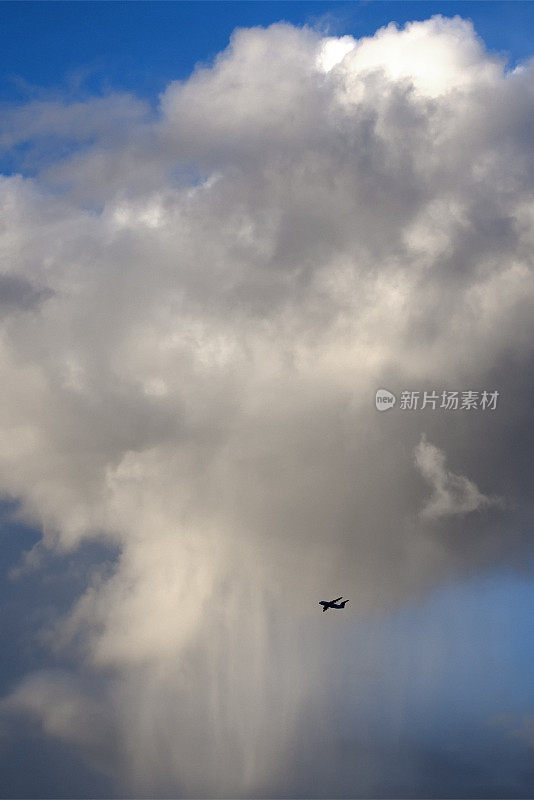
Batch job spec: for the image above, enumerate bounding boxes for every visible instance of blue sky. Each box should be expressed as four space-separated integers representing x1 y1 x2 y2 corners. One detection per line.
2 2 534 797
2 2 534 104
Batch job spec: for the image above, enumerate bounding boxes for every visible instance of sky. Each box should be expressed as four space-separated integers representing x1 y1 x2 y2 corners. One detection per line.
1 2 534 797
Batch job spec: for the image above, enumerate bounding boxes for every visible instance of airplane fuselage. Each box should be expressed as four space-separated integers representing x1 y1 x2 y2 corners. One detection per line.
319 600 349 611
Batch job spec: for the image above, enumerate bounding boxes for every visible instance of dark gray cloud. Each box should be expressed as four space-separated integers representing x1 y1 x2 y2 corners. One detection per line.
0 274 51 313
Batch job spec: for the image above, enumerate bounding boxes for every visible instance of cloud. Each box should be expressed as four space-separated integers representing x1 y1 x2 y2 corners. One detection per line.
326 15 501 97
0 14 533 797
0 274 52 314
1 671 117 776
0 93 150 167
415 435 503 519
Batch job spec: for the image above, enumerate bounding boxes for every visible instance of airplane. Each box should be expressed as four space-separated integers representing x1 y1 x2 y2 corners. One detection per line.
319 596 349 612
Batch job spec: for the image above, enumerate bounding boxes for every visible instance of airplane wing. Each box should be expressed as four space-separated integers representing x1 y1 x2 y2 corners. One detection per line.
331 596 343 604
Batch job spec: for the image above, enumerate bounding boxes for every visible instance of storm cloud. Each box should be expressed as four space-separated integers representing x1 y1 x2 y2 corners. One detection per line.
1 15 534 797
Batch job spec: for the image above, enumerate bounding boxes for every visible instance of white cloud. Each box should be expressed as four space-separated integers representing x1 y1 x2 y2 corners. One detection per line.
0 93 149 151
335 16 502 98
415 435 503 519
316 35 356 72
0 15 532 796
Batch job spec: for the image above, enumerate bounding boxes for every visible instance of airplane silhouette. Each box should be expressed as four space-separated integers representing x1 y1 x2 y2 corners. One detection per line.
319 596 349 612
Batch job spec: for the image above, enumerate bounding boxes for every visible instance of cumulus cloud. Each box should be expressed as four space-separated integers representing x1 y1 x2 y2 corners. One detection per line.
323 15 501 97
1 15 533 797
